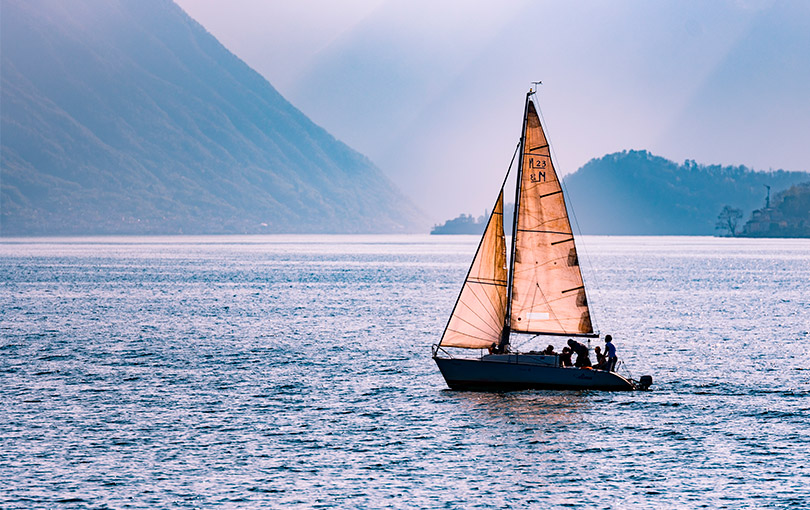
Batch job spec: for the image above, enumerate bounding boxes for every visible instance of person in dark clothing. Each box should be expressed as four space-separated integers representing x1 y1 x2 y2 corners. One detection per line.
567 338 592 368
543 344 556 356
594 346 607 370
559 347 573 367
604 335 617 371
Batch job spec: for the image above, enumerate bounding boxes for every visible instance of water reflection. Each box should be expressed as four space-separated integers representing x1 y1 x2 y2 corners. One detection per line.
441 390 592 427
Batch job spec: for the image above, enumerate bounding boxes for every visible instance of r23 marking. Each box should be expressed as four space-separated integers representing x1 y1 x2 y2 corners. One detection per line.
528 157 548 183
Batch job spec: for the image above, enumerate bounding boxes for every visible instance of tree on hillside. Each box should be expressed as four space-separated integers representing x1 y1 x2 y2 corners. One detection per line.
716 206 743 237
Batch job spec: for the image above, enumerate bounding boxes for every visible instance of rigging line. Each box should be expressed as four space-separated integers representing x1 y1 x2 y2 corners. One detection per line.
440 143 516 347
437 204 500 344
454 281 504 327
445 269 504 339
513 251 578 331
473 143 518 339
438 143 514 348
514 208 569 226
450 312 502 338
503 92 532 350
510 277 568 343
525 291 585 307
531 278 569 334
462 282 507 332
510 252 573 272
532 92 601 334
452 313 502 338
445 328 502 343
513 330 600 338
503 142 521 191
451 293 504 336
514 311 588 322
510 266 586 303
516 221 571 232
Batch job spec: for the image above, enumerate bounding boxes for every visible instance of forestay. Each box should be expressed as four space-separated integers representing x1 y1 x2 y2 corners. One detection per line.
439 192 508 348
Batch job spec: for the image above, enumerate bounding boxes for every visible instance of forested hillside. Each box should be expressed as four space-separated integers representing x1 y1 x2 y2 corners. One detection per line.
562 150 809 235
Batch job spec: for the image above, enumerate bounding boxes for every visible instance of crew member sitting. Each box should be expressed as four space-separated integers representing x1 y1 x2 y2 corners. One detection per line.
559 347 573 367
594 346 607 370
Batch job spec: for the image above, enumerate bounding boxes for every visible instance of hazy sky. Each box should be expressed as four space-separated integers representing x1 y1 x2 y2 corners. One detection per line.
176 0 810 221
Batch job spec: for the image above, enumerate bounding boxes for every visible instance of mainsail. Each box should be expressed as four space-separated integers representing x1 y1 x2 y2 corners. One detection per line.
509 100 594 336
439 192 508 348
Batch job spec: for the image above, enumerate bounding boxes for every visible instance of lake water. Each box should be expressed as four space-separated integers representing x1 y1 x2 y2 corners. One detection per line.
1 235 809 508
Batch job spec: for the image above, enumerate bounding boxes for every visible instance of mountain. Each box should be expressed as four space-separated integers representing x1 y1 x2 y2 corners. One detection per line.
0 0 424 235
562 151 810 235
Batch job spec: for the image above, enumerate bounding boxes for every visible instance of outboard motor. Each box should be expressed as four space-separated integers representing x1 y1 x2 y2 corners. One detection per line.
637 375 653 390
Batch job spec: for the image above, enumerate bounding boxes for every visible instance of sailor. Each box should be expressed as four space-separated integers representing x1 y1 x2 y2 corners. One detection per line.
559 347 573 367
604 335 617 371
594 346 607 370
567 338 591 367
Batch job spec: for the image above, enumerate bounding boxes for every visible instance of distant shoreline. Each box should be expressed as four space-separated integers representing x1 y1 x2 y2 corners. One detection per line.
3 233 809 241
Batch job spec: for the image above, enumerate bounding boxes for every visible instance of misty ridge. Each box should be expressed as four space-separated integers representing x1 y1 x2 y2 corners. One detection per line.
1 0 424 235
2 0 808 237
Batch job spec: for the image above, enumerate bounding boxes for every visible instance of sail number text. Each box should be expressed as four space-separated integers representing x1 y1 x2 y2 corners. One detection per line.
528 157 547 183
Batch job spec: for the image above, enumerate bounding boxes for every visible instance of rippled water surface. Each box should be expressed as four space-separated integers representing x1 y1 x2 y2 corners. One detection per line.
1 235 809 508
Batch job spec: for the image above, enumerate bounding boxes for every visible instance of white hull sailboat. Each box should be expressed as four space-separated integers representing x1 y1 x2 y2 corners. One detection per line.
433 89 652 392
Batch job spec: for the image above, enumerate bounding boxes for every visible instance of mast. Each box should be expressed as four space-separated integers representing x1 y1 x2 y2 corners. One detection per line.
498 90 532 351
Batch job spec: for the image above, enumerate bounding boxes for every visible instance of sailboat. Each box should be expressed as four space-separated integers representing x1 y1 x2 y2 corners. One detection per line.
432 89 652 391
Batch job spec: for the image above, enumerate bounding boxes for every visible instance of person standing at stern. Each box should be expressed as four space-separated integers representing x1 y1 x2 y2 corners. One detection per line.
604 335 617 372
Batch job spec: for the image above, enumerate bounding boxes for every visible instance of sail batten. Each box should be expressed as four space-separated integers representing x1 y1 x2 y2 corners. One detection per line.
517 229 569 234
513 330 600 338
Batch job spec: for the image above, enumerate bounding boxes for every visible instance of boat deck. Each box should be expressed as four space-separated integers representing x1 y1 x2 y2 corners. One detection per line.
433 353 637 391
